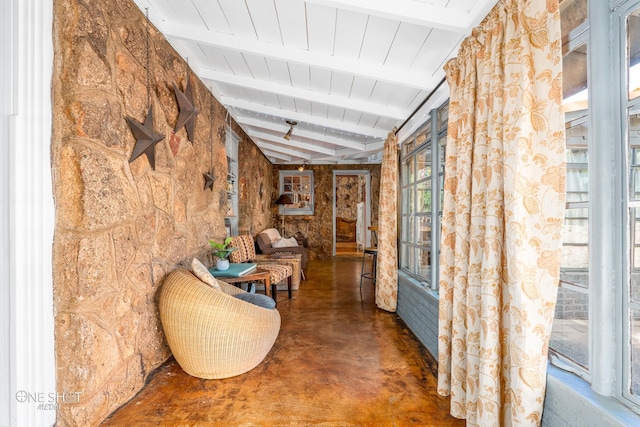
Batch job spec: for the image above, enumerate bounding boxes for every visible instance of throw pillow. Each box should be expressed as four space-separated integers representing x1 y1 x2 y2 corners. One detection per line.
272 237 298 248
191 258 222 291
233 292 276 309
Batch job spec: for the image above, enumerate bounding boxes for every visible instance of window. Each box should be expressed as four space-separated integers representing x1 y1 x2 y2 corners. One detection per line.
400 103 448 288
548 0 640 414
278 170 314 215
625 3 640 405
550 33 590 372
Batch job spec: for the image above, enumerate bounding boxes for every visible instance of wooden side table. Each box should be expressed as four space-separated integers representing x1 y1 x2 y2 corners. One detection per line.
215 268 273 298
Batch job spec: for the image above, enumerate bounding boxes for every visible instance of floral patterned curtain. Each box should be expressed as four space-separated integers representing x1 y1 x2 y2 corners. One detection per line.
375 131 399 312
437 0 565 425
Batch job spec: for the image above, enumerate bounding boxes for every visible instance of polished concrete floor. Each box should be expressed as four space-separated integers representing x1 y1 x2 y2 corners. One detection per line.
101 257 462 426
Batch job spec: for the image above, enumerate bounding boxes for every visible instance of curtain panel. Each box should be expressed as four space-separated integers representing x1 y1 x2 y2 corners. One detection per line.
375 131 399 312
437 0 565 425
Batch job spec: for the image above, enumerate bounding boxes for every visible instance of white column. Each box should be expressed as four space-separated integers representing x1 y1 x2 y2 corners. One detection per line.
589 0 619 396
1 0 12 424
3 0 56 426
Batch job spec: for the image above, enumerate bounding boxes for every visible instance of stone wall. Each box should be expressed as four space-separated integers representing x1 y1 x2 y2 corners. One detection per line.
273 165 381 260
237 133 274 236
50 0 272 425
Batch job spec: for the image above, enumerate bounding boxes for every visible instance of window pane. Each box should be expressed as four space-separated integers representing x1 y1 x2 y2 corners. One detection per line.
438 104 449 131
550 286 589 369
630 207 640 304
416 123 430 147
401 244 415 273
404 157 415 185
629 8 640 100
402 211 414 242
630 109 640 201
560 0 587 41
417 216 431 247
630 309 640 396
405 187 414 215
417 248 431 279
563 43 588 107
416 181 432 213
417 148 432 180
402 137 415 157
561 208 589 287
552 32 590 375
438 135 446 174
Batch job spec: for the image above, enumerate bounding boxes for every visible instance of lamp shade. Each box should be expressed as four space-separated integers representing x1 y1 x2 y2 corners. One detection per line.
275 194 293 205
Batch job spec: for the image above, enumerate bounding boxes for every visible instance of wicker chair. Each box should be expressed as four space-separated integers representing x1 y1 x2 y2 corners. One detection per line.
158 268 281 379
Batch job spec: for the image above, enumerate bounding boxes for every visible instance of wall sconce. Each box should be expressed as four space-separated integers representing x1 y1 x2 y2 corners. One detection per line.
284 120 297 140
298 161 306 172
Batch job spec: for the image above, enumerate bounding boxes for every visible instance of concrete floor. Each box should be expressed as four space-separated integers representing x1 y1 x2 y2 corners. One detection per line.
100 257 463 426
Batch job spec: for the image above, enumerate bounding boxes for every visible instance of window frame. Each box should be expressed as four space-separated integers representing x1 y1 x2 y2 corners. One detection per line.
399 103 447 289
620 0 640 408
278 170 314 216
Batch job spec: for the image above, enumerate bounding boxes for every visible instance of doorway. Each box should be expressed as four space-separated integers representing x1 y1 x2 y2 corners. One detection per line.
332 171 371 256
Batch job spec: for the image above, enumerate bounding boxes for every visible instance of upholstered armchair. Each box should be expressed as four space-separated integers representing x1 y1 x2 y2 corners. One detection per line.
255 228 308 269
158 268 281 379
228 235 294 298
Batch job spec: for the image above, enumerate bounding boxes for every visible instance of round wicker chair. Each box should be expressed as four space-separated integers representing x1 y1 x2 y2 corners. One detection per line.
158 268 281 379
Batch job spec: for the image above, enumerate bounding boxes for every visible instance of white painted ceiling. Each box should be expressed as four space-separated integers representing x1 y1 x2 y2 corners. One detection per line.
133 0 498 165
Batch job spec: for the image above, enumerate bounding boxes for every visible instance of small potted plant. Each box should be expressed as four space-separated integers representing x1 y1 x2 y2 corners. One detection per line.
209 237 236 271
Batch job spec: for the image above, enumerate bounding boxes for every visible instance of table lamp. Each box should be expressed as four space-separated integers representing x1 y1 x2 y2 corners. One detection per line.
274 194 293 236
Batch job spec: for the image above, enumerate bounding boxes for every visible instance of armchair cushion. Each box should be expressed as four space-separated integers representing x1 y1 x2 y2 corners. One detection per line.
272 237 298 248
228 235 256 263
233 292 276 309
191 257 221 291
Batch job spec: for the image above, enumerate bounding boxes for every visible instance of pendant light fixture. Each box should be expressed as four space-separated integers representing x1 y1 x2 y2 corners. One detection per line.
283 120 297 140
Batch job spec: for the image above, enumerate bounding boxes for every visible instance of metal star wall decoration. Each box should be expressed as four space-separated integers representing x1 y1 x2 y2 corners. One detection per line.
126 105 165 170
203 170 216 191
173 78 199 143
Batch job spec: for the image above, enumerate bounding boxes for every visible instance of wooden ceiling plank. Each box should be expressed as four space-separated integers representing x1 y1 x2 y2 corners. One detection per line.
264 57 291 86
164 22 434 89
220 50 253 77
295 98 313 116
333 9 368 59
220 96 387 138
217 0 256 38
309 67 332 94
274 0 308 51
299 0 471 32
349 76 376 102
384 22 431 69
359 16 399 66
288 62 311 91
261 149 292 161
191 0 232 33
311 103 329 120
256 142 312 159
326 105 346 122
306 2 337 56
245 0 282 44
236 115 370 150
198 45 233 73
411 28 461 71
200 70 409 118
242 53 272 81
329 72 353 99
248 130 337 156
